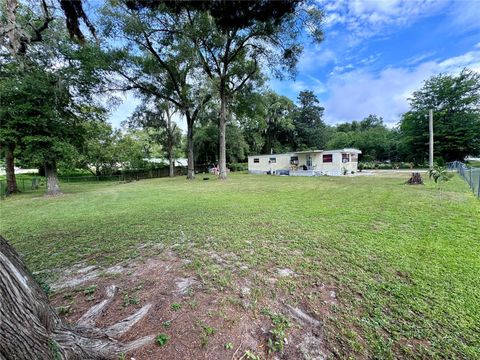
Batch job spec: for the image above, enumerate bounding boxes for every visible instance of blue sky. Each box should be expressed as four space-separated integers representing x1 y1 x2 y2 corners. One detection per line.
108 0 480 129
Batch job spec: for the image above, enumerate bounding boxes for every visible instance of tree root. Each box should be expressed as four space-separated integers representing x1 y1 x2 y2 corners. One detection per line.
105 304 152 337
73 284 153 358
77 285 118 327
1 235 154 359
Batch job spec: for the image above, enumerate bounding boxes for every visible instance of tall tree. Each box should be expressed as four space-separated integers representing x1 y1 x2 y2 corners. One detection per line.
0 0 52 194
0 0 96 194
7 61 105 195
399 69 480 163
0 63 24 194
100 2 211 179
293 90 328 150
260 92 296 154
127 101 182 177
234 90 296 155
1 2 157 359
183 1 324 179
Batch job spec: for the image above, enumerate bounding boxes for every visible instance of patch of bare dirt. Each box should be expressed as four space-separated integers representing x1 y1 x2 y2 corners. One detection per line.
50 250 337 359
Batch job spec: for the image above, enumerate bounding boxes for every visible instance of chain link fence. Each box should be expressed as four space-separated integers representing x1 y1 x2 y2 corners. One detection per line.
447 161 480 198
0 169 187 199
0 163 238 199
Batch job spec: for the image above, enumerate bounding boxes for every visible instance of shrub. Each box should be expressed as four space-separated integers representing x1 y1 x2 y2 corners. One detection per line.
428 164 453 183
228 163 248 172
358 161 420 170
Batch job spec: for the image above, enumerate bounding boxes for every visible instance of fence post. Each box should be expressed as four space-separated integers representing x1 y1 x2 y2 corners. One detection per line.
22 179 25 192
469 167 473 192
478 174 480 198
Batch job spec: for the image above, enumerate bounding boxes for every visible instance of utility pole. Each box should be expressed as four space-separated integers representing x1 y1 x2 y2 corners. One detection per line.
429 109 434 169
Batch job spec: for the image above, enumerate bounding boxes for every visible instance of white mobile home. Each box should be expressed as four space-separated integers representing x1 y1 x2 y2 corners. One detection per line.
248 149 362 176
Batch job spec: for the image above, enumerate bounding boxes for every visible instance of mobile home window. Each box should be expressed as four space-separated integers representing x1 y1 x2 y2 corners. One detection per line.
269 157 276 163
323 154 333 163
342 153 350 162
290 156 298 164
253 158 260 163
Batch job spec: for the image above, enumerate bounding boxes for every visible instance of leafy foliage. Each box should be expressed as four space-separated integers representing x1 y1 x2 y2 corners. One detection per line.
327 115 399 162
262 309 291 353
127 101 183 173
400 69 480 163
193 122 249 165
293 90 328 151
170 303 182 311
428 164 454 183
155 333 170 347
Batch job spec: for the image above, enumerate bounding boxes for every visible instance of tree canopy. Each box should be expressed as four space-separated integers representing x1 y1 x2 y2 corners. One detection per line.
399 69 480 162
293 90 328 151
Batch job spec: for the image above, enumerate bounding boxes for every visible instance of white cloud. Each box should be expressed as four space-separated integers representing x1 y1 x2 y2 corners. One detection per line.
404 52 436 66
322 47 480 126
298 47 337 72
319 0 449 41
448 0 480 32
294 76 328 95
323 62 437 126
438 50 480 73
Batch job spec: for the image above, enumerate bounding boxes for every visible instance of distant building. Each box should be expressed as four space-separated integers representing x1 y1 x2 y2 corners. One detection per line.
143 158 188 167
247 148 362 176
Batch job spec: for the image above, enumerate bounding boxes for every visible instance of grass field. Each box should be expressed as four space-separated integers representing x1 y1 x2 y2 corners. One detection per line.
1 173 479 358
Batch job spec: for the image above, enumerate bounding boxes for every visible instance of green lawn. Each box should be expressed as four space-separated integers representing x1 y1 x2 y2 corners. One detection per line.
1 173 479 358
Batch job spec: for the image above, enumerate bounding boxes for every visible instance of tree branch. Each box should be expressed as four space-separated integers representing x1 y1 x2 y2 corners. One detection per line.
29 0 54 44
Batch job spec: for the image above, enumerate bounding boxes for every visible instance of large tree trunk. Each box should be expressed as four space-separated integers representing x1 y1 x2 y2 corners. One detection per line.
0 235 153 359
44 160 61 196
5 143 19 195
186 115 195 180
4 0 26 59
218 90 227 180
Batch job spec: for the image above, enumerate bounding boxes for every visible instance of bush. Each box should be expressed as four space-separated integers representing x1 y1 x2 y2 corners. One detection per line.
57 169 93 177
358 161 419 170
228 163 248 172
428 164 453 183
